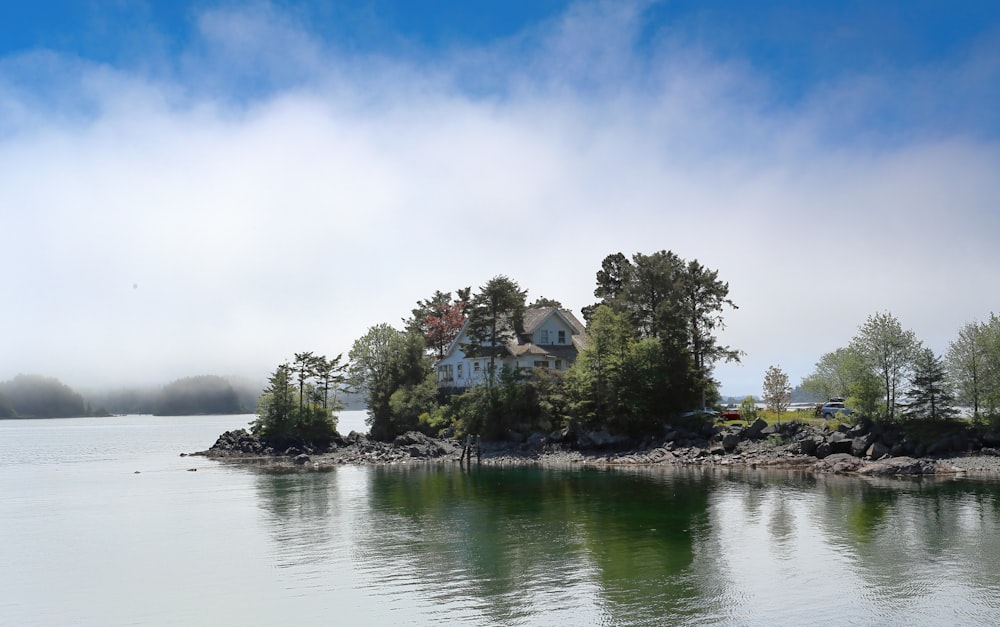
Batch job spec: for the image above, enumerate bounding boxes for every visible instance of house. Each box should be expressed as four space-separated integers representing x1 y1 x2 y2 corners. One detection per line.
435 307 589 389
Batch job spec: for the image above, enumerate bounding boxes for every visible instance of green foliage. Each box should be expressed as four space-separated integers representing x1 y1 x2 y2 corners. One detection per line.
417 407 453 434
902 348 958 421
739 396 758 422
850 311 920 421
583 250 739 420
389 373 439 434
947 314 1000 419
761 365 791 415
252 356 341 449
349 324 437 440
466 275 528 377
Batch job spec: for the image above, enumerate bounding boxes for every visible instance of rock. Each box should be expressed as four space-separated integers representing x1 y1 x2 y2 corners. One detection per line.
747 418 768 439
815 442 832 459
859 456 938 476
851 435 874 458
722 432 740 451
293 454 310 465
526 432 546 449
794 437 813 456
394 431 431 447
586 429 614 448
829 435 853 455
867 441 891 459
814 453 863 473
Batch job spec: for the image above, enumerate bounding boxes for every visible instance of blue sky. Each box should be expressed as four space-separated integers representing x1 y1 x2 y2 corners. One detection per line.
3 1 1000 395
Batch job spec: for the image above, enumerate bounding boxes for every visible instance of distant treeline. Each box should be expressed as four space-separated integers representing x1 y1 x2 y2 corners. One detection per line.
0 374 263 418
0 374 86 418
93 375 264 416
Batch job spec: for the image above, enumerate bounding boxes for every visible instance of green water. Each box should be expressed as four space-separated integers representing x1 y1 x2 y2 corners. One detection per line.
2 414 999 625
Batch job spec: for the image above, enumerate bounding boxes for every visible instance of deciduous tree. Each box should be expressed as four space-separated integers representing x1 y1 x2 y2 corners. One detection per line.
850 311 920 421
762 365 792 415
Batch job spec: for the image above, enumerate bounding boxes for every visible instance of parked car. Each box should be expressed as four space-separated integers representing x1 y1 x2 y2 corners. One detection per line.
819 401 853 419
721 404 741 420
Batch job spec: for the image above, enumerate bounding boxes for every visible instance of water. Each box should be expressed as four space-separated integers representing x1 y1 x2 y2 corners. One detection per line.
2 413 1000 626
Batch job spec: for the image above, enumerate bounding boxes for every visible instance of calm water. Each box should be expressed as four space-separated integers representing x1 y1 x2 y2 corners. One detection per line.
2 413 1000 626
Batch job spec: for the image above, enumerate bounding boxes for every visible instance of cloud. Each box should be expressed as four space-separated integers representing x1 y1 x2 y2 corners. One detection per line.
2 1 999 395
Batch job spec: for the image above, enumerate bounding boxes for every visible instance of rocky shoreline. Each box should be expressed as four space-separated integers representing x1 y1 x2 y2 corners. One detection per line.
191 417 1000 476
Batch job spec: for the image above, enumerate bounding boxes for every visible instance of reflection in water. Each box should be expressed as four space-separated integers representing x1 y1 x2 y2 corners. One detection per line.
247 465 1000 626
356 466 712 625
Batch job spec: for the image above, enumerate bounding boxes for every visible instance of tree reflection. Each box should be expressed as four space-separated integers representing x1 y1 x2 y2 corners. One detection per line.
355 465 715 624
254 470 337 568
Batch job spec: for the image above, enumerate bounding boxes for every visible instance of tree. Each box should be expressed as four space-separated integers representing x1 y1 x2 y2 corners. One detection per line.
252 356 341 448
293 351 315 414
800 346 880 415
850 311 920 421
801 348 857 401
0 374 85 418
762 365 791 415
349 324 435 440
585 250 740 414
565 305 637 429
739 396 758 423
465 275 527 380
947 320 987 418
405 288 470 360
312 354 347 412
529 297 563 308
253 363 296 442
903 348 958 420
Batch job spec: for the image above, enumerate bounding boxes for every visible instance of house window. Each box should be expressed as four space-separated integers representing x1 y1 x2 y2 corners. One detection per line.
558 330 566 344
473 361 481 373
457 364 463 379
533 360 550 368
555 359 562 370
540 329 549 344
439 364 454 382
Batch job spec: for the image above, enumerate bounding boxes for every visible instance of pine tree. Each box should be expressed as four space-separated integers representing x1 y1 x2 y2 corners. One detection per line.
903 348 957 420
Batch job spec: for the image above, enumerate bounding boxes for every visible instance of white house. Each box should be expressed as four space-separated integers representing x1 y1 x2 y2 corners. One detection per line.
435 307 589 389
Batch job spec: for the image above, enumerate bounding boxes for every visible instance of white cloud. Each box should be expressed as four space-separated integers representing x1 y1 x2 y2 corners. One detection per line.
2 2 999 396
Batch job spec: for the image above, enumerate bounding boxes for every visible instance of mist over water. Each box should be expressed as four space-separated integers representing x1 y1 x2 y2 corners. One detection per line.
2 413 999 625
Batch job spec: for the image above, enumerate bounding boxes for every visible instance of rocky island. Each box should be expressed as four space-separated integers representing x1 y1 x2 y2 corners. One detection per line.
193 416 1000 476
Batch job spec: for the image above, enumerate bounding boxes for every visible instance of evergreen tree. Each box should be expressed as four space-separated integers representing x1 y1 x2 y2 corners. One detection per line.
903 349 958 420
465 276 527 380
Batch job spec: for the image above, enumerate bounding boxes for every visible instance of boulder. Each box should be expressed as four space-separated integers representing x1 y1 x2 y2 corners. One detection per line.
293 454 310 465
851 435 874 458
828 435 853 455
866 441 891 459
746 418 768 439
586 429 614 448
797 436 819 456
815 442 832 459
722 432 740 451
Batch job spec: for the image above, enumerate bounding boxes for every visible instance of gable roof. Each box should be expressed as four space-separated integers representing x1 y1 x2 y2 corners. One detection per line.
439 306 589 363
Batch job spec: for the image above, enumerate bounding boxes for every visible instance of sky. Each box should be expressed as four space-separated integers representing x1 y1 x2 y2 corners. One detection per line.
2 1 999 397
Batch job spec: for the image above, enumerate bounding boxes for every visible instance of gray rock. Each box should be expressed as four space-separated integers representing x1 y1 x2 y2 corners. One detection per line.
722 432 740 451
293 454 310 465
747 418 768 439
867 441 891 459
851 435 874 457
